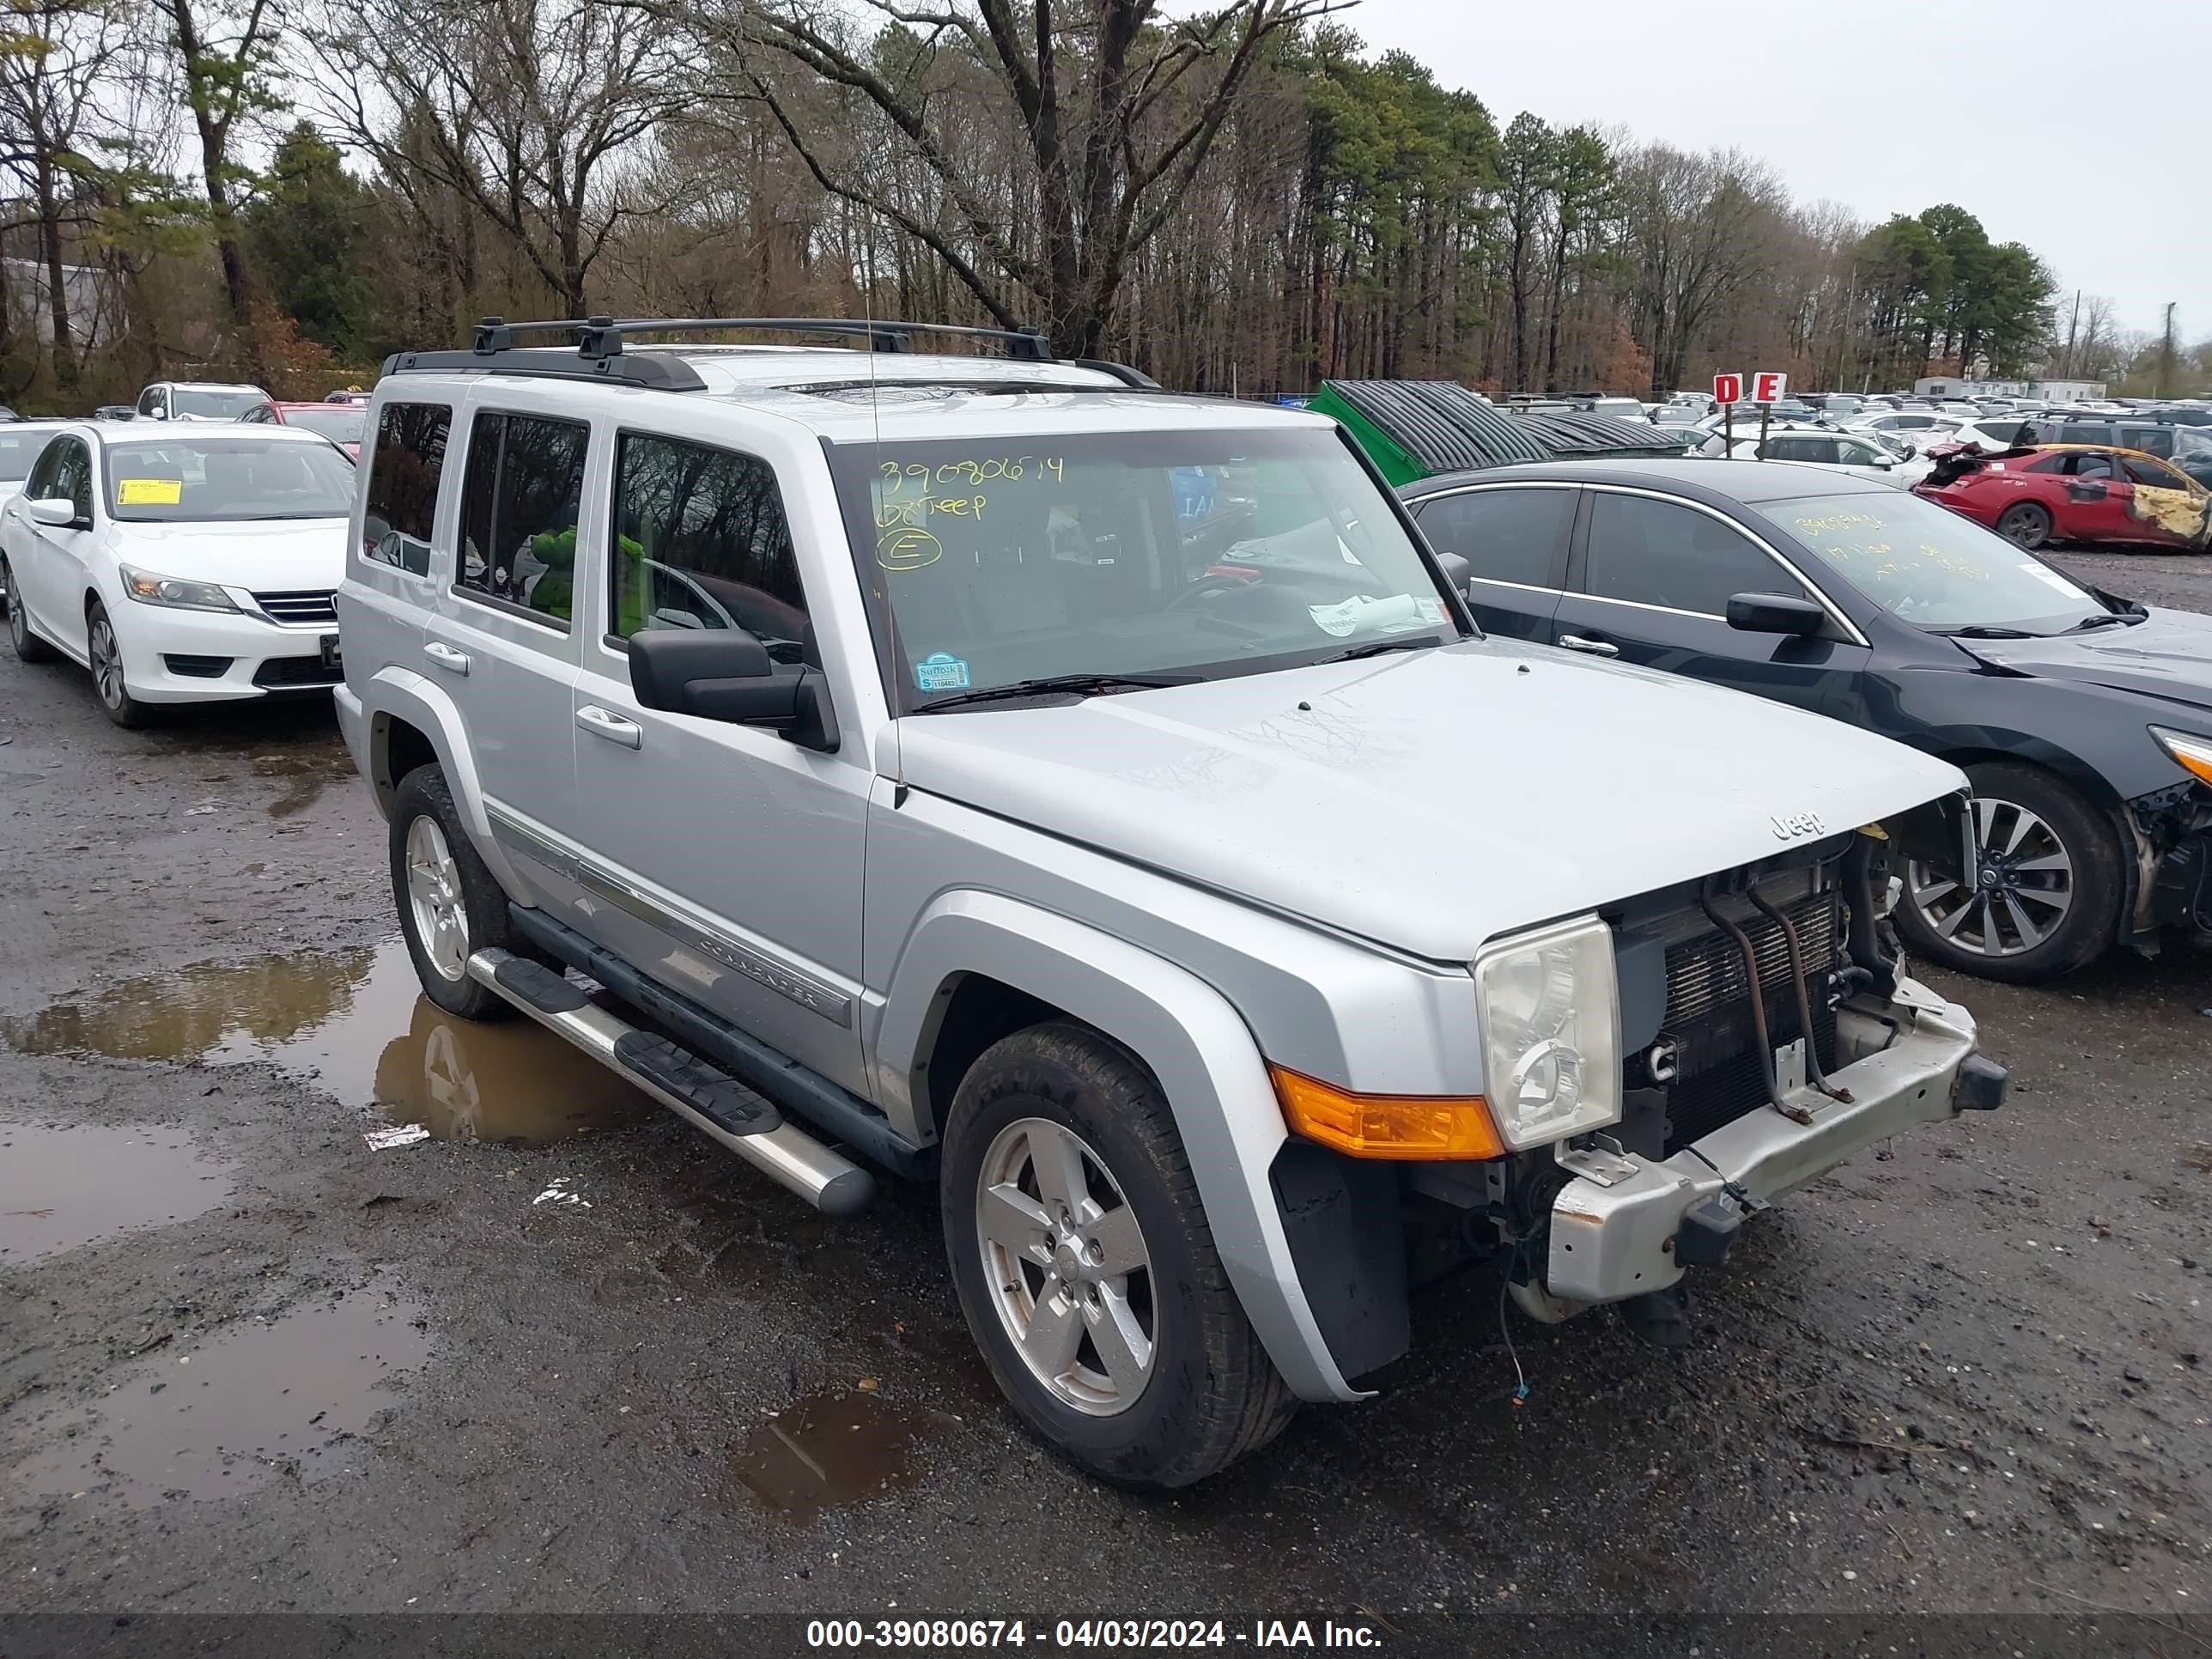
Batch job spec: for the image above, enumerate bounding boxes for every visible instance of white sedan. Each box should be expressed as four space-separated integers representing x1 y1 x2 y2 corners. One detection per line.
1 424 356 727
1726 425 1924 483
0 420 76 613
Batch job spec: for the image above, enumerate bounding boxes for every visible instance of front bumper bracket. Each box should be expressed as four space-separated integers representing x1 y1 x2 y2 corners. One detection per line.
1546 978 1996 1305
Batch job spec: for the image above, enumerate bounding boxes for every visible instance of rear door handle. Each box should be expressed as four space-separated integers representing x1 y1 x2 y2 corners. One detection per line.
422 641 470 675
1558 634 1619 658
575 705 643 749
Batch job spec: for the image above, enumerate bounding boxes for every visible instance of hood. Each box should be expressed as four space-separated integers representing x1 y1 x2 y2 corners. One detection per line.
114 516 349 592
896 639 1966 961
1958 605 2212 708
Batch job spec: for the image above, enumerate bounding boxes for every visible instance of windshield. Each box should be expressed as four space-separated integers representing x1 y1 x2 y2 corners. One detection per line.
1758 491 2104 633
106 437 357 522
169 388 265 419
828 427 1461 708
0 429 56 483
282 407 365 445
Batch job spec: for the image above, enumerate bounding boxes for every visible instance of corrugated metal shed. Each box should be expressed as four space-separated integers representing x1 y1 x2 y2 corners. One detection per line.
1516 412 1695 456
1316 380 1554 481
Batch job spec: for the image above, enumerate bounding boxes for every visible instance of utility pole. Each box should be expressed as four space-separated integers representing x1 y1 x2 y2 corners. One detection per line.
2158 302 2177 398
2062 289 2080 380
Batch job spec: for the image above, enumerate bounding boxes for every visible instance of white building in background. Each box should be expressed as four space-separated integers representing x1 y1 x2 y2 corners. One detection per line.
1 255 116 347
1914 374 2107 401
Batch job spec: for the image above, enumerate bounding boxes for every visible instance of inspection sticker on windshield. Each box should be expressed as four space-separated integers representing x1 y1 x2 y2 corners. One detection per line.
118 478 181 506
914 651 971 691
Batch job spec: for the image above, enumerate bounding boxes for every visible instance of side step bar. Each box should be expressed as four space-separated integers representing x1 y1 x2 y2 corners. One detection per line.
465 949 876 1216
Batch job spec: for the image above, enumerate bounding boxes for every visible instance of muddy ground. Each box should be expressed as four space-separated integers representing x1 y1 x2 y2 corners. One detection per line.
1 550 2208 1657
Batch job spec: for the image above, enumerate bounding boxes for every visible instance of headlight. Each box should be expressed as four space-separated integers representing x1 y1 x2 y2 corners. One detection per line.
1472 915 1621 1149
118 563 240 613
2152 725 2212 787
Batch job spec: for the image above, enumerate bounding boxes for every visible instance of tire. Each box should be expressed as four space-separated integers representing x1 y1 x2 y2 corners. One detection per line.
940 1021 1297 1489
6 559 58 662
1995 501 2052 550
1893 762 2123 982
86 599 154 727
389 763 532 1020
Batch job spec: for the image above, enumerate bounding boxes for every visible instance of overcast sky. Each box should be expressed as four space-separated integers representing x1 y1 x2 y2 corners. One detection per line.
1346 1 2206 345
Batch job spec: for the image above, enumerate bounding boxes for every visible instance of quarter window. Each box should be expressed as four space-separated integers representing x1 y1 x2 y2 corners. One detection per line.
608 433 809 659
1583 493 1793 617
456 412 589 627
1414 488 1572 589
362 402 452 576
2119 427 2174 458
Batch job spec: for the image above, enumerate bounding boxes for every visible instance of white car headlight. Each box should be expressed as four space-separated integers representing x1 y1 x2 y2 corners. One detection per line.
2152 725 2212 787
1472 915 1621 1150
118 563 240 613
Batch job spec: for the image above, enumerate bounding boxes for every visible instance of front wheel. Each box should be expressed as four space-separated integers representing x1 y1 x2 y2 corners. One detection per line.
1893 763 2123 981
940 1022 1297 1489
388 763 535 1020
86 599 153 727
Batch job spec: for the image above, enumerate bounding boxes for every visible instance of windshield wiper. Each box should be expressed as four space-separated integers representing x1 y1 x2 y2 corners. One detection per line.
2065 611 2139 631
1314 635 1443 665
1933 624 2038 639
911 672 1194 714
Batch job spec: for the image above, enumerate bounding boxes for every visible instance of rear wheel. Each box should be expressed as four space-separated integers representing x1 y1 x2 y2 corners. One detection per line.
1894 763 2122 981
4 559 58 662
389 763 534 1020
940 1022 1297 1488
1995 501 2052 549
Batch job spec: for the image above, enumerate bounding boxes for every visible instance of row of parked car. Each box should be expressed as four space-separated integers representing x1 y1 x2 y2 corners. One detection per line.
0 320 2203 1491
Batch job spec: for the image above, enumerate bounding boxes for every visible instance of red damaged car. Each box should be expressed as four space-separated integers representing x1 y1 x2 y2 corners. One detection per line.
1914 442 2211 552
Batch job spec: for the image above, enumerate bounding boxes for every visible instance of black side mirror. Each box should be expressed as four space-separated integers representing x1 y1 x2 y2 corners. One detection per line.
1725 591 1827 637
626 627 839 751
1433 550 1473 596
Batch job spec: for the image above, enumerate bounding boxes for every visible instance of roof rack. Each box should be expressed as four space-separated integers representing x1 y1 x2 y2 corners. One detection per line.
384 314 1079 392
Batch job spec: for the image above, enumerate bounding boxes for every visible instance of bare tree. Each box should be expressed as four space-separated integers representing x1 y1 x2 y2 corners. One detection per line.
0 0 142 387
313 0 680 318
1621 144 1788 399
157 0 283 362
669 0 1340 355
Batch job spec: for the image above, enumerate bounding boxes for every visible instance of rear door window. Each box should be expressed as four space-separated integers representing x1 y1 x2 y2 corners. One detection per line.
362 403 452 576
1413 487 1572 589
456 412 589 627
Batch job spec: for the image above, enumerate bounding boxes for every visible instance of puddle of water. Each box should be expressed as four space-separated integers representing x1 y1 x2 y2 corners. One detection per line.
9 1285 431 1509
2 940 649 1146
729 1389 921 1523
251 748 358 820
0 1121 235 1265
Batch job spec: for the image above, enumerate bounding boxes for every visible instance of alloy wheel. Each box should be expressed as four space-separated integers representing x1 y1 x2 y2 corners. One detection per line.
1996 506 2047 547
1906 795 2075 958
975 1116 1156 1417
5 567 22 647
88 614 125 710
404 816 472 981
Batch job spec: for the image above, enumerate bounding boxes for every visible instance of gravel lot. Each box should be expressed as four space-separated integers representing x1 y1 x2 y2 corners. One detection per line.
1 546 2208 1656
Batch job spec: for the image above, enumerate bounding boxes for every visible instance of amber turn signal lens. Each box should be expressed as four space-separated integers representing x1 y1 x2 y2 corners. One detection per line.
1268 1066 1505 1161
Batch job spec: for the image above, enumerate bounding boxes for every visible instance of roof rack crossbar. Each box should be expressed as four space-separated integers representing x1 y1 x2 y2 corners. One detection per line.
469 314 1054 362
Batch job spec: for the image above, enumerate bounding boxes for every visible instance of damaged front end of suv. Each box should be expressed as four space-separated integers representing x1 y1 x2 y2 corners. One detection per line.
1401 796 2004 1347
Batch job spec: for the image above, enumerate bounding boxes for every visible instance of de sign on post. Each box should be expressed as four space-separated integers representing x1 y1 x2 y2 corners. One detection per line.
1714 373 1741 451
1752 370 1787 449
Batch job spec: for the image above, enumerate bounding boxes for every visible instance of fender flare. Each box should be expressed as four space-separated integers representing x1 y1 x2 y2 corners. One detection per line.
362 665 533 899
878 889 1368 1405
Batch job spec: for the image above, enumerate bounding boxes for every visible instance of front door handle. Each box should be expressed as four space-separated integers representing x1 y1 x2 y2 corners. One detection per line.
1558 633 1620 658
576 705 643 750
422 641 470 675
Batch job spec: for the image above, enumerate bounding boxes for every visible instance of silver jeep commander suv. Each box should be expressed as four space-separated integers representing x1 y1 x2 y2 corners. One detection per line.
335 317 2008 1488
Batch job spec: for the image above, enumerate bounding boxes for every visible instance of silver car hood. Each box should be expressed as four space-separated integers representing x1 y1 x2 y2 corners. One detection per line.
895 639 1966 961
